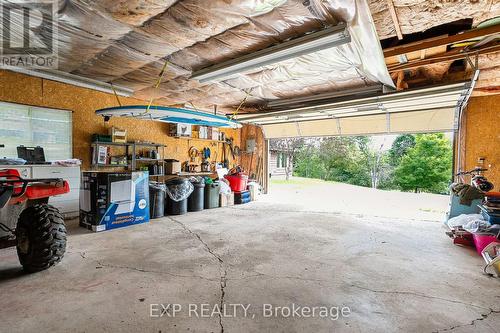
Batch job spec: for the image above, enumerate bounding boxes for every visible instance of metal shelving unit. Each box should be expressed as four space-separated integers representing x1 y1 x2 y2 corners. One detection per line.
132 142 166 179
91 141 166 178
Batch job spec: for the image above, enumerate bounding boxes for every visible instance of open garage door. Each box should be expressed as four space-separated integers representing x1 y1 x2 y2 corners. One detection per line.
236 81 474 138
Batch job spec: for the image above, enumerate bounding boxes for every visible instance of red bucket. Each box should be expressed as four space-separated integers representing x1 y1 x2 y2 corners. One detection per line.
224 173 248 192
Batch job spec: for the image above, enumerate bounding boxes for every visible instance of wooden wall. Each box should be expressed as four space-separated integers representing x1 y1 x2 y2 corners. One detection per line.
0 70 241 170
240 124 265 179
461 94 500 186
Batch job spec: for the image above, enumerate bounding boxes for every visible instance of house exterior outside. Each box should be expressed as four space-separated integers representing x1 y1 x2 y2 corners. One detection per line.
269 149 293 177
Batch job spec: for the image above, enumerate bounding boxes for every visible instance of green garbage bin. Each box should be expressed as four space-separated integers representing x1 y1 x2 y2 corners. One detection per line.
204 182 220 209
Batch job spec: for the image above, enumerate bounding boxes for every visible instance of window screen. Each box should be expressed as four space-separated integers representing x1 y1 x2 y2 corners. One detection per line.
0 102 72 161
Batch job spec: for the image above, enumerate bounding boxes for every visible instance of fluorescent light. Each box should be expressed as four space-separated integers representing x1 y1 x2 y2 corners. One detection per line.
191 23 350 83
267 84 382 108
3 67 133 97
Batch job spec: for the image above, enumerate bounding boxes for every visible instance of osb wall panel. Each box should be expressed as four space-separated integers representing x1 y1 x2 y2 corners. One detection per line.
240 124 265 178
463 95 500 186
0 70 240 170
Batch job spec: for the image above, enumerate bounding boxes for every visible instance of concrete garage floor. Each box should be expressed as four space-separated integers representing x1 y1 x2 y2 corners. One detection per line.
0 200 499 332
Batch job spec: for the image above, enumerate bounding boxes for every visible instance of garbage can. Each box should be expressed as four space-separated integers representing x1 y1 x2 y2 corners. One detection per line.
204 182 220 209
188 178 205 212
149 182 165 219
165 178 193 215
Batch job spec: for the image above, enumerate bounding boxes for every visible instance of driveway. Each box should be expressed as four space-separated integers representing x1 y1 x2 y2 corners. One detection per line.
265 177 450 221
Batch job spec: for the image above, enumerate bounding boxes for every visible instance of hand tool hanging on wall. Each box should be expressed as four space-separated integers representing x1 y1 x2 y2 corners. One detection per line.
188 146 199 163
225 137 235 160
248 151 254 179
202 147 211 160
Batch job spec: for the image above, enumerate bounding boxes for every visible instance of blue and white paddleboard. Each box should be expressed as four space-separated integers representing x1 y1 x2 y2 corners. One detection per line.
96 105 242 129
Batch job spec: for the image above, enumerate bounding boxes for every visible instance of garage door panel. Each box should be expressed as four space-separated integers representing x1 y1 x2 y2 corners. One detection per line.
251 82 471 138
262 123 299 138
390 109 455 133
339 114 387 135
297 119 339 137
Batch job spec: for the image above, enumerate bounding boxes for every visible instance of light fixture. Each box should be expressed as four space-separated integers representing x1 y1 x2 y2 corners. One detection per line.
3 67 134 97
267 84 383 108
191 23 350 83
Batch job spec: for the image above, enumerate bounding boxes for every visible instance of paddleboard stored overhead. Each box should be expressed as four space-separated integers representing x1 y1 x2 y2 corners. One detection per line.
95 105 242 129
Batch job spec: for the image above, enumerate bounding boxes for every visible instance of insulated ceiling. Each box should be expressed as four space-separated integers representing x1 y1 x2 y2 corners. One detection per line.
235 81 474 138
5 0 394 112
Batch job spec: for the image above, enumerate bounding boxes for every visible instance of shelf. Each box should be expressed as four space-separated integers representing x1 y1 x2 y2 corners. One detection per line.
132 142 166 147
92 141 166 147
91 164 129 167
171 136 225 143
91 141 165 172
135 158 163 162
176 171 216 176
92 141 131 147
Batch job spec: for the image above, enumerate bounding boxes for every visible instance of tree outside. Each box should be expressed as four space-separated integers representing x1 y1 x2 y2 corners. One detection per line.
394 133 452 193
271 132 453 194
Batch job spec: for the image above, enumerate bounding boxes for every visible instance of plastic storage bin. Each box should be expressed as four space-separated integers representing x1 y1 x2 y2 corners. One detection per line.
234 190 251 204
224 173 248 192
204 182 220 209
149 182 165 219
165 178 192 215
188 179 205 212
448 193 482 219
472 233 498 256
479 205 500 224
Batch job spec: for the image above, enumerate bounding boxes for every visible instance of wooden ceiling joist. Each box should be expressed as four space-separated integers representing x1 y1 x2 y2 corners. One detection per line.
386 0 403 40
383 24 500 58
387 44 500 72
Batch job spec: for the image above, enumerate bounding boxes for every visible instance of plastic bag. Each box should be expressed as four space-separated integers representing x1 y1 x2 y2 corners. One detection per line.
463 219 491 233
0 158 26 165
188 176 202 183
165 181 194 202
219 180 231 195
447 214 484 229
149 182 166 192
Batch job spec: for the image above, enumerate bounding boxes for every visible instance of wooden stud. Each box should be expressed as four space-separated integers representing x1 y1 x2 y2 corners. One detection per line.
386 0 403 40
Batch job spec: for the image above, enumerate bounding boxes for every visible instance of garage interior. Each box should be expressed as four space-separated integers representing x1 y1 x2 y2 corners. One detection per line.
0 1 499 332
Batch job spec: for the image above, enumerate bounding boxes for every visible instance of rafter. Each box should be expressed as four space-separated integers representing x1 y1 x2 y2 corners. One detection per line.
383 25 500 58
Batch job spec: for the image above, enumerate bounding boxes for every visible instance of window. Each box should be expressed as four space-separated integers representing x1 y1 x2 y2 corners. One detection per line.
0 102 72 161
277 152 287 168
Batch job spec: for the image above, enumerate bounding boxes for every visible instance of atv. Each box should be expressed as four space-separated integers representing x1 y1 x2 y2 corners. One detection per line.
0 168 69 272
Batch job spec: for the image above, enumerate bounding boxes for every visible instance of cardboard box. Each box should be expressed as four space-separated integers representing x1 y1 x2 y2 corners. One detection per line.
165 159 181 174
219 192 235 207
199 126 208 139
170 123 192 137
212 128 220 141
109 126 127 143
79 171 149 232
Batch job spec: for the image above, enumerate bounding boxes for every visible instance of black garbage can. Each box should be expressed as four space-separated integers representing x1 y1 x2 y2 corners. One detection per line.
188 178 205 212
204 182 220 209
149 182 165 219
165 178 192 215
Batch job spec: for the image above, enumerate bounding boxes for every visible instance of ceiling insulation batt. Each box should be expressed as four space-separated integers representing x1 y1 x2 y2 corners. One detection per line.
2 0 393 112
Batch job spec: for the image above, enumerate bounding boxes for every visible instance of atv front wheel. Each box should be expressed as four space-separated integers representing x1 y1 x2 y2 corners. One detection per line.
16 204 67 272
